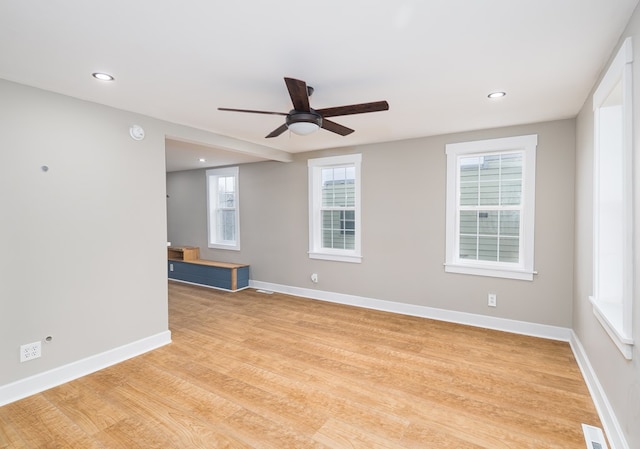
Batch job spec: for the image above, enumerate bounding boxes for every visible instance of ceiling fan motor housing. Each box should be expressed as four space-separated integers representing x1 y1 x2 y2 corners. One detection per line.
286 110 322 128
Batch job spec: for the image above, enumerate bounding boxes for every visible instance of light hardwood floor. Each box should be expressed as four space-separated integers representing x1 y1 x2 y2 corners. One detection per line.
1 282 602 448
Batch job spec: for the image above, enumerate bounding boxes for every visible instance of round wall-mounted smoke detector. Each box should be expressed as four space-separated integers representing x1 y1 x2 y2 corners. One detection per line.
129 124 145 141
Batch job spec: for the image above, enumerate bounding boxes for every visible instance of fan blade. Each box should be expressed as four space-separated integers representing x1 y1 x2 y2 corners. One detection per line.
284 77 310 112
321 119 354 136
218 107 287 116
266 123 289 138
315 100 389 118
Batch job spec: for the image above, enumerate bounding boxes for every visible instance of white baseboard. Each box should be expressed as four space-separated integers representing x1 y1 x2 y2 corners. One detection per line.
0 330 171 407
249 280 572 341
570 331 629 449
169 278 250 292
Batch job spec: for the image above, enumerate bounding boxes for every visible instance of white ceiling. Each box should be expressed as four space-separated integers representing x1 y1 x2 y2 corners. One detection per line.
1 0 637 171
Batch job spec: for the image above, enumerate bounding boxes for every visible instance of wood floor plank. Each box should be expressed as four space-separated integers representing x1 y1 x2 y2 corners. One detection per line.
0 282 602 448
0 395 105 448
0 412 29 449
41 380 130 436
313 417 409 449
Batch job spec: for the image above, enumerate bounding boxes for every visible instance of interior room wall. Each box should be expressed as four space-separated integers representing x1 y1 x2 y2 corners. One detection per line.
573 4 640 448
0 79 169 386
167 118 576 328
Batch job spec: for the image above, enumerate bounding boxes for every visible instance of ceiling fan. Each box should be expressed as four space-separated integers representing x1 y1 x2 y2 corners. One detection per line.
218 77 389 138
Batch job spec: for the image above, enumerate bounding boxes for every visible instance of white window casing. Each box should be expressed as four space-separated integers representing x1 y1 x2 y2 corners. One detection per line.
445 134 537 281
308 154 362 263
590 37 633 359
206 166 240 251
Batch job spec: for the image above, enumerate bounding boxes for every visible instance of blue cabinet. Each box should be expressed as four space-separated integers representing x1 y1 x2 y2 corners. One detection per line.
168 260 249 292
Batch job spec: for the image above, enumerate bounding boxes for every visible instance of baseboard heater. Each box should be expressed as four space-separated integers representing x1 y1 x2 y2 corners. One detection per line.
582 424 608 449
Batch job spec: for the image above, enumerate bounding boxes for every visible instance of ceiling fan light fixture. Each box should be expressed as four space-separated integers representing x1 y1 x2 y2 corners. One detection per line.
287 121 320 135
286 112 322 135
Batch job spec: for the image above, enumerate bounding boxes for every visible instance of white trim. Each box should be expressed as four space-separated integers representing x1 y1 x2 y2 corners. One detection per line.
206 166 241 251
308 252 362 263
445 135 537 280
249 280 571 341
589 296 634 359
593 37 633 110
308 154 362 262
570 331 630 449
444 263 535 281
168 277 249 293
0 331 171 406
592 37 634 357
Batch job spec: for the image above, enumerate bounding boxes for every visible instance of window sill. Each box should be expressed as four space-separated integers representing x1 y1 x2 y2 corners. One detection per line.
589 296 633 360
444 263 535 281
208 243 240 251
309 252 362 263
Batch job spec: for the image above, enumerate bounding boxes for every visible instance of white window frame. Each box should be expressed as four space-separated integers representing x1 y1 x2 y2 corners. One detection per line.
206 166 240 251
308 154 362 263
590 37 634 359
445 135 537 281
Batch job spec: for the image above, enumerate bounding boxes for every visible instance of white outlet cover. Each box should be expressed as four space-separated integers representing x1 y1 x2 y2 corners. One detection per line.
20 341 42 362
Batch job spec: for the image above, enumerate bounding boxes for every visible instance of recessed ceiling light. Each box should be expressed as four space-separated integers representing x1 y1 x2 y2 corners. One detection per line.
199 158 206 162
92 72 114 82
488 91 506 99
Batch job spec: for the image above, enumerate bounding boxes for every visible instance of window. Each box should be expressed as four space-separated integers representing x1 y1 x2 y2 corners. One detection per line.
590 37 633 359
308 154 361 263
206 166 240 250
445 135 537 280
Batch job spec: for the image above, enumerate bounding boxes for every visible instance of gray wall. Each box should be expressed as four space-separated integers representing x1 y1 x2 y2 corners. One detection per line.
0 80 169 385
574 4 640 448
168 118 576 327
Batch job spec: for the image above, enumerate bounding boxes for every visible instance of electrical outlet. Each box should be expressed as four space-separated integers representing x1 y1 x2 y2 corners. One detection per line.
169 263 174 272
20 341 42 362
488 293 497 307
311 273 318 283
